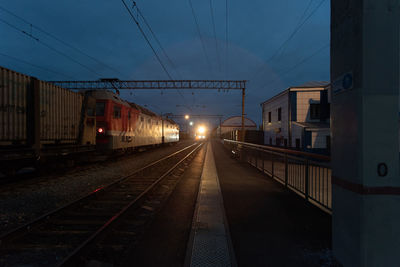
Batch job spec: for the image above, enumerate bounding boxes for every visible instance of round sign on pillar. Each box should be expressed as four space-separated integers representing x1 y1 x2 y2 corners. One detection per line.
342 73 353 90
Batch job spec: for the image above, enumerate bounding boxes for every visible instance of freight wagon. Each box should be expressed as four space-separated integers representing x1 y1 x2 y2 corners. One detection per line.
0 66 96 174
0 66 180 175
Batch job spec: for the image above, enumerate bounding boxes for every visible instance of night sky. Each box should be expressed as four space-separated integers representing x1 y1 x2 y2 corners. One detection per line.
0 0 330 127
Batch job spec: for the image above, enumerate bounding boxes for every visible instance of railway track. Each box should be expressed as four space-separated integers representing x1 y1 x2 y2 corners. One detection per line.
0 142 203 266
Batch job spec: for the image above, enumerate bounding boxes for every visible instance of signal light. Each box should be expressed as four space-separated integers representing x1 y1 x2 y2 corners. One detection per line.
97 128 104 133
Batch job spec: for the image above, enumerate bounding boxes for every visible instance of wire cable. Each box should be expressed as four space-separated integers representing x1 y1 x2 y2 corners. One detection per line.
261 43 329 89
132 2 182 79
0 52 76 79
209 0 221 72
187 0 213 72
0 5 125 77
251 0 327 81
267 0 325 62
0 18 102 77
121 0 188 103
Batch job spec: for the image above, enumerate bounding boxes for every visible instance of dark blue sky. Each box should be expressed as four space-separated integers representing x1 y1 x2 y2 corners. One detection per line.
0 0 330 127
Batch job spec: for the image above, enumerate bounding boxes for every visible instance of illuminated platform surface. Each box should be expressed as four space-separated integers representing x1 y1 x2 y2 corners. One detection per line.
122 140 332 266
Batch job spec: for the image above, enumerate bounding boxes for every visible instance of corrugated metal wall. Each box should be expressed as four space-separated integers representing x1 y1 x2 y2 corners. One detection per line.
0 66 83 144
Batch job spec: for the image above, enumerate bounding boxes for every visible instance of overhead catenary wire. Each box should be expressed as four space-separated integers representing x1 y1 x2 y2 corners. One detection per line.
0 52 76 79
121 0 188 103
0 5 125 77
261 43 329 89
209 0 221 72
267 0 325 62
0 18 103 77
132 2 182 79
251 0 327 81
187 0 213 72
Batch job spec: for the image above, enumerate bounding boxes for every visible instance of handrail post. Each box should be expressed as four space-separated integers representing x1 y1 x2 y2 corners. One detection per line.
305 159 309 201
262 151 265 173
271 153 274 179
255 150 258 169
284 153 288 187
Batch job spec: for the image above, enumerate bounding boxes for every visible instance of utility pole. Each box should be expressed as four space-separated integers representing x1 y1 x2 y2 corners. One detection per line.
241 87 245 142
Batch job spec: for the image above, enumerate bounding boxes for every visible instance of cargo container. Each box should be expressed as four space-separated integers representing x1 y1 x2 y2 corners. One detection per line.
0 66 96 172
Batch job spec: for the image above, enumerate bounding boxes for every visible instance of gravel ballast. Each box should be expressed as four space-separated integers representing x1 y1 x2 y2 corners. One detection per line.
0 141 196 235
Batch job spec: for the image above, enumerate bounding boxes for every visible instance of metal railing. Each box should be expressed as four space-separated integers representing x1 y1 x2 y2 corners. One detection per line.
223 139 332 213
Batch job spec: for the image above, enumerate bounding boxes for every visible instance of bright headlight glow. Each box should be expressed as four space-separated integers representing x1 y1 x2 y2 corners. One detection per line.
198 126 205 134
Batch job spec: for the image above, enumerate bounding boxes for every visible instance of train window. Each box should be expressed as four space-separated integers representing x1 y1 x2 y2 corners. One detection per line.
113 106 121 118
128 111 131 119
96 102 105 116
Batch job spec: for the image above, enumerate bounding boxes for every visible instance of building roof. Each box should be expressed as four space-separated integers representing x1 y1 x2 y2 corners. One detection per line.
292 122 330 129
260 81 330 106
295 81 330 88
220 116 257 127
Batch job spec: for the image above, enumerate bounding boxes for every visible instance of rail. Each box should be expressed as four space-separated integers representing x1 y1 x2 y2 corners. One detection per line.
223 139 332 213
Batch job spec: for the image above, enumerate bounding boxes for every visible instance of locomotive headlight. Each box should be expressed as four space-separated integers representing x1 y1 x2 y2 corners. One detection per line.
197 126 206 134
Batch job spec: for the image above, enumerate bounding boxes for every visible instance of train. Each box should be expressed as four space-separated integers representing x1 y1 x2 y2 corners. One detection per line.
0 66 179 174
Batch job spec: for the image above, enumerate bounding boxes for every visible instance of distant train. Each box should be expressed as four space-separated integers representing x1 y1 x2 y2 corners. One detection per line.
0 66 179 174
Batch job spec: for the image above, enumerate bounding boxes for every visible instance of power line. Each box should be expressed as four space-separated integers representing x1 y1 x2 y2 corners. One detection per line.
121 0 173 80
121 0 188 103
225 0 229 79
251 0 327 81
132 2 182 79
209 0 221 72
261 43 329 89
0 52 76 79
0 18 103 77
187 0 213 72
0 5 125 77
268 0 325 62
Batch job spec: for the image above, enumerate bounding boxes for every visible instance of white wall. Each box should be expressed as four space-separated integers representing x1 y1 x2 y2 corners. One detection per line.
296 91 321 122
291 123 304 148
262 91 289 145
311 129 330 149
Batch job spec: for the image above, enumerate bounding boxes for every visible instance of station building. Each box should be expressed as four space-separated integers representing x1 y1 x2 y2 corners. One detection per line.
261 81 331 153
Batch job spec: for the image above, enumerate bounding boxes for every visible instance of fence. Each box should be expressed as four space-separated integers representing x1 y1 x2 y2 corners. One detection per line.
223 139 332 213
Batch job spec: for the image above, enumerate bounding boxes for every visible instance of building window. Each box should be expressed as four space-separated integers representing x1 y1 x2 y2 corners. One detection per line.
96 102 105 116
128 111 131 119
269 137 272 145
278 108 281 121
296 138 301 149
113 105 121 118
140 116 144 122
310 104 320 120
268 112 271 123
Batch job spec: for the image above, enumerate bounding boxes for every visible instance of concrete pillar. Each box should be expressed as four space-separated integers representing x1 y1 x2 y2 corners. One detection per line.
331 1 400 266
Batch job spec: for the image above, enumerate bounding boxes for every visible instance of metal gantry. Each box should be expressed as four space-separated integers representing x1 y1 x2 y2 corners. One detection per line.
50 79 247 141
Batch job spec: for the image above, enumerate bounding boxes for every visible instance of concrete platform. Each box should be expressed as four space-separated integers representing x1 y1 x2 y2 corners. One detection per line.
121 140 335 266
211 140 335 266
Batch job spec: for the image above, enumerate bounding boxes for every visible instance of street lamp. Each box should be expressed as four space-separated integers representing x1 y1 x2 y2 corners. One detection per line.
184 114 190 120
189 121 193 126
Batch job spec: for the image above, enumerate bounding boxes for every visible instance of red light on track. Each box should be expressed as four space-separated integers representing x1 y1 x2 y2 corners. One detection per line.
97 128 104 133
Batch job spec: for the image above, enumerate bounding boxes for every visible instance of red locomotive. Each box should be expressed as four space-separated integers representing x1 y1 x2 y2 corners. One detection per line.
90 90 179 151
